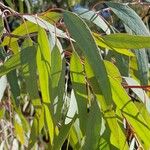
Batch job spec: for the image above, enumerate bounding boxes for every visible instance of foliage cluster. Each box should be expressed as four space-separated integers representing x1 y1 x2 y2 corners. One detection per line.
0 0 150 150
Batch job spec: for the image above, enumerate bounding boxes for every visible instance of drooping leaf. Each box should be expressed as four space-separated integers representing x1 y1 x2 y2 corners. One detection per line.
102 33 150 49
51 45 62 101
37 28 51 104
70 52 88 134
106 2 149 85
1 12 62 47
110 77 150 149
7 70 20 106
84 60 129 149
106 2 149 35
82 100 101 150
44 104 54 146
63 11 112 106
94 32 134 56
53 115 77 150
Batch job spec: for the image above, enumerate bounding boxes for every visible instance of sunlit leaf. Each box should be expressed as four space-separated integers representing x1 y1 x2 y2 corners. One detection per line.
37 28 51 103
85 60 128 149
70 52 88 133
44 104 54 146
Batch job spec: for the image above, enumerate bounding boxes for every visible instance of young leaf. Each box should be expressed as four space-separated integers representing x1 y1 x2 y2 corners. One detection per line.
37 28 51 104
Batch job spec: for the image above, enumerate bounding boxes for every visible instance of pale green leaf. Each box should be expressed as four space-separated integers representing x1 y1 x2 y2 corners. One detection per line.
44 104 54 146
94 33 134 56
37 28 51 103
70 52 88 134
102 33 150 49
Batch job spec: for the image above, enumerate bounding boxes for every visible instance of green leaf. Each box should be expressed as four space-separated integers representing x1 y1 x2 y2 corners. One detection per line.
104 60 122 83
63 11 112 106
106 2 149 85
110 77 150 149
7 70 20 106
51 45 62 101
70 52 88 134
102 33 150 49
21 45 41 107
82 100 101 150
53 115 77 150
44 104 54 146
0 107 5 120
94 33 134 56
106 2 149 35
0 54 21 77
37 28 51 103
85 60 129 149
54 58 66 122
14 114 26 145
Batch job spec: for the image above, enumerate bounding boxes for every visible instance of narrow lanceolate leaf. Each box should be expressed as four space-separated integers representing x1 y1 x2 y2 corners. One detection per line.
83 100 101 150
21 45 41 107
102 33 150 49
51 45 62 101
37 28 51 103
94 33 134 56
44 104 54 146
53 115 77 150
70 52 88 134
74 7 110 34
85 60 129 149
106 2 149 35
63 11 112 106
7 70 20 106
106 2 149 85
